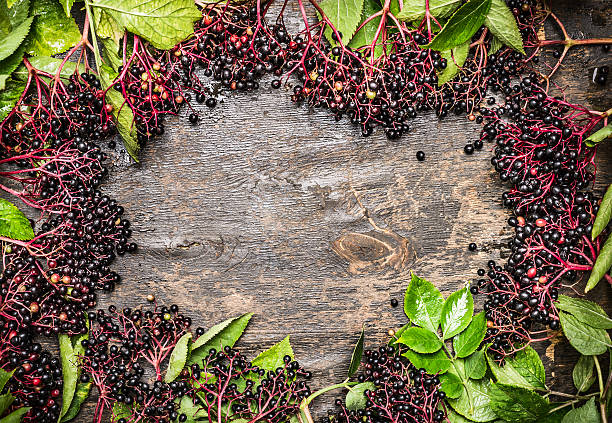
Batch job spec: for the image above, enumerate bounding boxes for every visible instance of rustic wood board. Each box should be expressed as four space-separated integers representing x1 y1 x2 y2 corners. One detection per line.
66 0 612 420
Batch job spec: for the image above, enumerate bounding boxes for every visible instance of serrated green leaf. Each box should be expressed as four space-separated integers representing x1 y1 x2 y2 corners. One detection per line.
585 123 612 148
7 0 29 27
441 287 473 340
572 355 596 393
559 311 612 355
59 334 80 419
0 369 15 392
0 393 15 416
437 40 470 85
454 311 486 358
0 407 30 423
402 349 450 374
561 397 600 423
187 313 252 366
60 381 91 422
0 16 32 62
486 345 545 389
100 38 122 72
0 5 10 38
94 8 123 45
60 0 75 16
0 78 24 123
164 332 192 383
586 234 612 292
593 185 612 240
484 0 525 54
557 295 612 329
448 378 496 422
447 408 475 423
489 383 549 422
396 0 461 23
440 372 462 398
25 0 80 56
396 326 442 353
404 272 444 333
252 335 293 371
425 0 492 52
348 325 364 377
465 349 487 379
345 382 375 411
489 36 503 55
13 56 84 82
98 64 140 161
92 0 201 50
0 198 34 241
0 43 25 90
111 402 132 421
318 0 365 45
175 395 207 422
348 0 383 59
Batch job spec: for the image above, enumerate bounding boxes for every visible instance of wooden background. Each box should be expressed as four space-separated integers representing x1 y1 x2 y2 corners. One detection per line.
72 0 612 419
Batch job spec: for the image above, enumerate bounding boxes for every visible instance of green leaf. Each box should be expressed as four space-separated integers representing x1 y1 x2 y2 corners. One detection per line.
25 0 80 56
0 369 15 392
561 397 600 423
396 0 461 23
348 325 364 377
465 349 487 379
557 295 612 329
59 0 75 16
447 408 475 423
437 40 470 85
425 0 492 52
585 123 612 148
251 335 293 371
404 272 444 333
164 332 192 383
0 393 15 416
98 64 140 161
345 382 375 411
348 0 383 59
175 395 207 421
484 0 525 54
489 36 503 55
7 0 30 27
0 198 34 241
0 16 32 62
0 78 24 123
191 314 249 351
486 345 545 389
388 323 410 345
94 8 123 45
441 287 474 340
559 311 612 355
440 372 462 398
489 383 549 422
100 38 122 72
402 349 451 374
60 381 91 422
0 407 30 423
12 57 84 82
448 378 496 422
59 334 80 419
188 313 252 366
0 43 26 90
318 0 365 45
454 311 487 358
92 0 201 50
593 185 612 240
111 402 132 421
572 354 596 393
586 234 612 292
396 326 442 353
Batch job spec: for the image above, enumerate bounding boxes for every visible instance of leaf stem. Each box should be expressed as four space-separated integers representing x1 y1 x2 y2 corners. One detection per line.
84 1 102 71
298 380 358 423
595 356 605 398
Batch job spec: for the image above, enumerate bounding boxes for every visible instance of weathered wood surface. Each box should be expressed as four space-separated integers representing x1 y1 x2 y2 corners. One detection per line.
74 1 612 419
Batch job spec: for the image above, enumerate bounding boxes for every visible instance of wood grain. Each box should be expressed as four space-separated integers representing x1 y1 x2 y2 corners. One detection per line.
66 1 612 420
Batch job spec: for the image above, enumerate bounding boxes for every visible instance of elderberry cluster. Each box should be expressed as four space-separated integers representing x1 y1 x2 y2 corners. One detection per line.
0 68 136 420
179 346 312 423
470 76 602 358
327 346 446 423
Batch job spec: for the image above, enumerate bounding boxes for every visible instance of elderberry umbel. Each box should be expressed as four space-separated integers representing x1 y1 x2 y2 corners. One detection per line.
329 345 446 423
